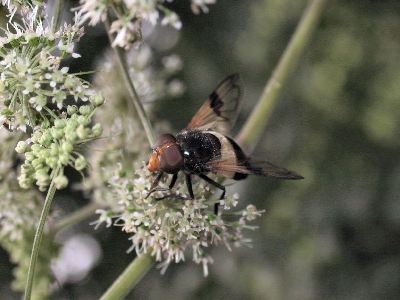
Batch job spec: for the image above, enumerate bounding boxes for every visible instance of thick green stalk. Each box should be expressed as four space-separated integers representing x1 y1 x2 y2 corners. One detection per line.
104 18 156 146
100 252 154 300
24 167 60 300
237 0 327 150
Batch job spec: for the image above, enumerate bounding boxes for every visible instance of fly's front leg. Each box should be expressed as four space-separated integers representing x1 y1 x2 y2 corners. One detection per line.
145 172 164 199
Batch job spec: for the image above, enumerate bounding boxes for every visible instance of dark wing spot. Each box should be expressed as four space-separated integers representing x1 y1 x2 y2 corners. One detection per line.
209 91 223 116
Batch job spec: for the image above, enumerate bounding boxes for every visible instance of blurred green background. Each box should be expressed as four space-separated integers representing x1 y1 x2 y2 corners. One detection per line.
1 0 400 299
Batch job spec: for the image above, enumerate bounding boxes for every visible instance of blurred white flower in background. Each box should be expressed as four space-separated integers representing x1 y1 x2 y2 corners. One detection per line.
52 234 102 285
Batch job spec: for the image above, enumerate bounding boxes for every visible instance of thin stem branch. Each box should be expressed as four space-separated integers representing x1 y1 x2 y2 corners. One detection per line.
51 0 63 32
52 202 103 233
237 0 327 151
23 3 66 298
104 18 156 146
24 166 60 300
100 252 154 300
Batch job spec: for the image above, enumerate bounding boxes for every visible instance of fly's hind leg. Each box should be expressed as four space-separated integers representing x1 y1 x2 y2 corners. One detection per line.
198 174 225 215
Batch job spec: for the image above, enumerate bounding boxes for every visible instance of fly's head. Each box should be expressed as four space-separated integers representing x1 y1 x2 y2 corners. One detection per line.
147 134 183 174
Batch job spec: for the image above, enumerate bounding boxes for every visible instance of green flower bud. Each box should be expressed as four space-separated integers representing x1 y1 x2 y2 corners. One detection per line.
74 156 87 171
91 123 102 137
79 105 92 115
61 141 73 153
50 143 59 156
51 128 64 139
39 131 52 146
31 131 43 143
54 174 68 189
15 141 28 153
77 115 90 126
65 130 78 142
38 185 48 192
66 118 79 130
31 144 42 153
54 119 67 129
45 157 58 168
77 125 88 139
31 158 44 169
38 148 50 159
59 153 70 165
18 174 33 189
90 94 105 106
67 105 78 115
35 170 50 186
24 151 35 161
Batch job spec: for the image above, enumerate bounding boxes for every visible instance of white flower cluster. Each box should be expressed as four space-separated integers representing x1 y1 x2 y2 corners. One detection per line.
78 0 217 48
0 9 86 131
94 163 264 276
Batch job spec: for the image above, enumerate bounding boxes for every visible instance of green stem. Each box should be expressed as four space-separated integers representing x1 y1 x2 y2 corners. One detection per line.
237 0 327 150
100 252 155 300
51 0 63 33
104 18 156 146
52 202 103 233
24 166 60 300
24 1 65 297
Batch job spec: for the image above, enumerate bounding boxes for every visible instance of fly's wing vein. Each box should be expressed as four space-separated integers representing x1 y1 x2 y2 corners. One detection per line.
186 74 242 135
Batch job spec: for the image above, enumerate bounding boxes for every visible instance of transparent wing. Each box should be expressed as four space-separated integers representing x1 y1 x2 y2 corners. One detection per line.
208 156 304 180
186 74 242 135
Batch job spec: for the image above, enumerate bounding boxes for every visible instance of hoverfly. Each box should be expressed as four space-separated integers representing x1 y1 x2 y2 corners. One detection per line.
146 74 303 211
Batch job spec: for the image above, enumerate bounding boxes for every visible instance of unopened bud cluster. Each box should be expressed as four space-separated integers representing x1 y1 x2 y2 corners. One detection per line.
17 105 102 191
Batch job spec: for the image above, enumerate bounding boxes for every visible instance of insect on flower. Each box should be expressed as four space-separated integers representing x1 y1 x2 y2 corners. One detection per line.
146 74 303 212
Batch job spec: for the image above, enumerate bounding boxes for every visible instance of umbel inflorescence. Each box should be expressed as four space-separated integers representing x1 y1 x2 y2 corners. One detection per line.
94 163 264 276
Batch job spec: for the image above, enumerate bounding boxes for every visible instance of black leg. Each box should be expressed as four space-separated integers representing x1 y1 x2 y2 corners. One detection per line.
185 174 194 199
145 172 163 199
198 174 226 199
169 173 178 190
198 174 226 214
